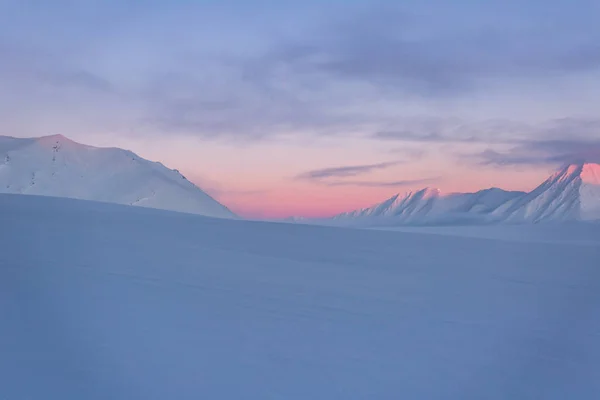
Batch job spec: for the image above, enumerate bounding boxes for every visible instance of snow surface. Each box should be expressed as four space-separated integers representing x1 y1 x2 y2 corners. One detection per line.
376 223 600 246
328 163 600 226
0 134 235 219
2 193 600 399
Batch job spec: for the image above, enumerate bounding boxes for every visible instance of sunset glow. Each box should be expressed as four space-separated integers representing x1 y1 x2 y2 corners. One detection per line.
2 1 599 218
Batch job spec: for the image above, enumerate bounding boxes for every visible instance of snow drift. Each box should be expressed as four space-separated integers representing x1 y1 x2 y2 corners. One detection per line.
0 134 235 219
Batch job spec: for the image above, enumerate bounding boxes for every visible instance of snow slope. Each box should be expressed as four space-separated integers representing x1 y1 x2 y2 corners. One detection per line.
2 194 600 399
0 134 235 219
333 187 524 226
329 163 600 226
500 163 600 223
377 223 600 246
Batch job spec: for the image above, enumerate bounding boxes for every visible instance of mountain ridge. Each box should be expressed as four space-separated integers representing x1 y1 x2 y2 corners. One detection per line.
3 134 599 225
0 134 236 219
319 163 600 226
499 163 600 223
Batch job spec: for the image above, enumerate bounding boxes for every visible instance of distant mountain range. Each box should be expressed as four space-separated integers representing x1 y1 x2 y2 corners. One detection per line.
313 163 600 226
0 134 236 219
2 134 599 225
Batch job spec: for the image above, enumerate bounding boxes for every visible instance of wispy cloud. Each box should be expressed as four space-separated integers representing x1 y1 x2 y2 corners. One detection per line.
1 1 600 145
255 3 600 96
296 161 438 188
461 118 600 166
371 118 533 144
323 177 440 188
474 138 600 166
374 130 479 143
297 161 400 180
296 161 400 180
372 118 600 157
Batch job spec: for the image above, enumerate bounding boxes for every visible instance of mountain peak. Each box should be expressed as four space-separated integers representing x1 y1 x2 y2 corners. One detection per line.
421 187 441 197
38 134 70 142
331 162 600 225
553 163 600 184
396 187 440 200
562 163 582 175
0 134 236 219
34 134 85 149
580 163 600 184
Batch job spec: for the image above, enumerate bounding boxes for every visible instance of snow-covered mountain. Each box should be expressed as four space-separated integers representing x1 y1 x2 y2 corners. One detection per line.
330 163 600 226
0 134 236 219
332 187 524 226
498 163 600 223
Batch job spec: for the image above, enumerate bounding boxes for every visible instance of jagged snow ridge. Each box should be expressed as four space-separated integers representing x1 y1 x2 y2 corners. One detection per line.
0 134 236 219
497 164 600 223
332 163 600 225
334 187 525 225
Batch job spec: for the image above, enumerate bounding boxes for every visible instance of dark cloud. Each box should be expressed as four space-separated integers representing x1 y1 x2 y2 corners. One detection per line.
464 118 600 166
533 117 600 139
139 67 371 140
371 119 528 144
2 1 600 144
297 161 400 180
475 139 600 166
373 118 600 149
254 3 600 96
138 4 600 140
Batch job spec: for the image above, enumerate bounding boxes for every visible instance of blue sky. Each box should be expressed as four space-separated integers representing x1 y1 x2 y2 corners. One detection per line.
1 0 600 217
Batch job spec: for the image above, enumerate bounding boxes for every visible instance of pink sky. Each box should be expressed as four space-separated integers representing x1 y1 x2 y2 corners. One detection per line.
2 0 599 219
80 133 556 219
216 169 550 219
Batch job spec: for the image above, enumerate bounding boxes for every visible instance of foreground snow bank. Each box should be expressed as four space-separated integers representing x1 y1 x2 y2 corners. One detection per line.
1 194 599 399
